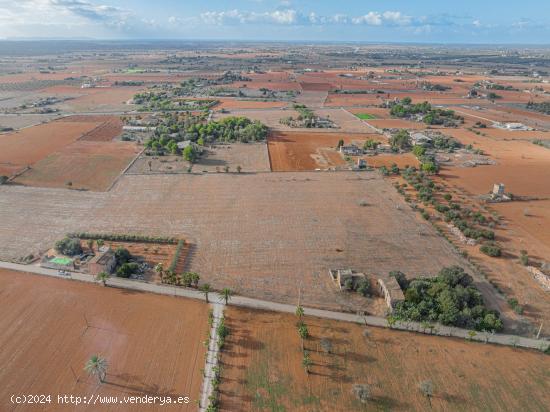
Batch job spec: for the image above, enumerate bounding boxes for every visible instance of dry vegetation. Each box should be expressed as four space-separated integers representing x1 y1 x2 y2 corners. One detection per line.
219 307 550 412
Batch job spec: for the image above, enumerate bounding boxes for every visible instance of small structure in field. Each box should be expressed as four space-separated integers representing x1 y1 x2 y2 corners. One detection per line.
329 268 366 290
377 277 405 312
88 247 116 276
490 183 511 201
357 159 367 169
411 132 432 146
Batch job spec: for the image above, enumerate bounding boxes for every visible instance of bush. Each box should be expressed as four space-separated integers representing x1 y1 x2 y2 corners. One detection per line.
480 242 502 257
115 247 132 265
519 250 529 266
117 262 139 278
55 237 82 256
356 278 371 297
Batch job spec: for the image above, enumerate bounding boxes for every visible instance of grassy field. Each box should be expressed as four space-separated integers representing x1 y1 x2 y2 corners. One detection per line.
355 113 377 120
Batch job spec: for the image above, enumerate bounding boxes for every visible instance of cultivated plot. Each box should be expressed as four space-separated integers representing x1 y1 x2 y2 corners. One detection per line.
0 269 208 412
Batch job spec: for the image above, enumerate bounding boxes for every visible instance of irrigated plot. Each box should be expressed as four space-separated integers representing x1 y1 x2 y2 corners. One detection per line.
0 269 208 412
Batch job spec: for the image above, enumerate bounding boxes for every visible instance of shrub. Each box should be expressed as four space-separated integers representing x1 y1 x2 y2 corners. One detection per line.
356 278 371 297
114 247 132 265
55 237 82 256
117 262 139 278
480 242 502 257
519 250 529 266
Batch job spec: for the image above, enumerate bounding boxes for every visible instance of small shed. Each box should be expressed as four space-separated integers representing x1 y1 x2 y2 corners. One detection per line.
377 277 405 312
88 248 116 276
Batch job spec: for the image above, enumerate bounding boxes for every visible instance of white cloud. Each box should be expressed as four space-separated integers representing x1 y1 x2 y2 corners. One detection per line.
352 12 382 26
200 9 299 25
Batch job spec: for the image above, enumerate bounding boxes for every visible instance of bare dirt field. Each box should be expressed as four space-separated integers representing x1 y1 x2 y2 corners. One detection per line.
0 113 59 130
0 119 102 176
268 131 376 171
0 269 208 412
13 140 140 191
219 307 550 412
440 129 550 197
0 172 468 313
216 98 288 110
128 143 270 174
363 153 420 169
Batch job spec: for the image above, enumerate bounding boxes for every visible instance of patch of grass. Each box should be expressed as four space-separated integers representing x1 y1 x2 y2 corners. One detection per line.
245 358 289 412
355 113 377 120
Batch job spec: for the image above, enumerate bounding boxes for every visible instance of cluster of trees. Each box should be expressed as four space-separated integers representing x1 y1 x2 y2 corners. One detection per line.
420 82 451 92
392 266 504 332
133 90 218 111
388 97 463 126
146 116 268 157
389 129 412 151
526 101 550 115
343 277 372 297
114 247 139 278
55 237 82 256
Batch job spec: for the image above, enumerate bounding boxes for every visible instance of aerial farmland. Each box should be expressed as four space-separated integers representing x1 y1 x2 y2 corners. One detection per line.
0 36 549 412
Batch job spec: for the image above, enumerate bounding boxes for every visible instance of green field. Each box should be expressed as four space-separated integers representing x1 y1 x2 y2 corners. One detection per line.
355 113 377 120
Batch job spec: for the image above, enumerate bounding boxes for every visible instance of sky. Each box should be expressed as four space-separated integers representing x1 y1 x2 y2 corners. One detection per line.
1 0 550 44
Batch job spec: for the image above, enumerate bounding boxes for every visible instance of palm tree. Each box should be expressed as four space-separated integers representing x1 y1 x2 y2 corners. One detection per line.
95 272 109 286
154 263 164 282
84 355 108 383
220 288 233 305
200 283 211 303
191 272 200 288
295 305 304 319
302 352 312 374
96 239 104 249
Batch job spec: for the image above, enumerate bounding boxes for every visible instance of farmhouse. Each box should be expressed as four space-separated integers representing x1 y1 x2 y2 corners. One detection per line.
411 132 432 146
340 144 362 156
88 247 116 276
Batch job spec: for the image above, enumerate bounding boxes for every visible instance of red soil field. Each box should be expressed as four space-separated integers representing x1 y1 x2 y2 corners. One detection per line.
268 131 374 171
216 98 288 110
80 117 124 141
14 140 141 191
219 307 550 412
0 269 208 412
300 82 333 92
364 153 420 169
367 119 433 130
0 119 102 176
440 129 550 197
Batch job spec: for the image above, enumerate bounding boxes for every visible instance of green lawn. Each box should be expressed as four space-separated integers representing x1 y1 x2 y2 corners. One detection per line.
355 113 376 120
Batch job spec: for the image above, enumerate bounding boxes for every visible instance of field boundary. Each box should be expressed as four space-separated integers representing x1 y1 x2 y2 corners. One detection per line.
106 146 144 191
0 260 548 352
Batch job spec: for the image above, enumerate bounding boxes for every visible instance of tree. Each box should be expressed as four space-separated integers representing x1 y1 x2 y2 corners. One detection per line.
0 175 8 185
337 139 344 149
302 351 312 374
389 129 411 151
84 355 108 383
298 323 309 340
220 288 233 305
200 283 212 303
116 262 138 278
114 247 131 265
295 305 304 320
183 144 197 162
236 165 242 173
224 165 230 173
55 237 82 256
419 380 434 406
87 239 94 253
95 271 109 286
154 263 164 281
96 239 104 249
519 250 529 266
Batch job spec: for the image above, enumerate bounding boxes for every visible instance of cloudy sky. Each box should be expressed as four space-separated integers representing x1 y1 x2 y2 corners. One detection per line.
1 0 549 43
